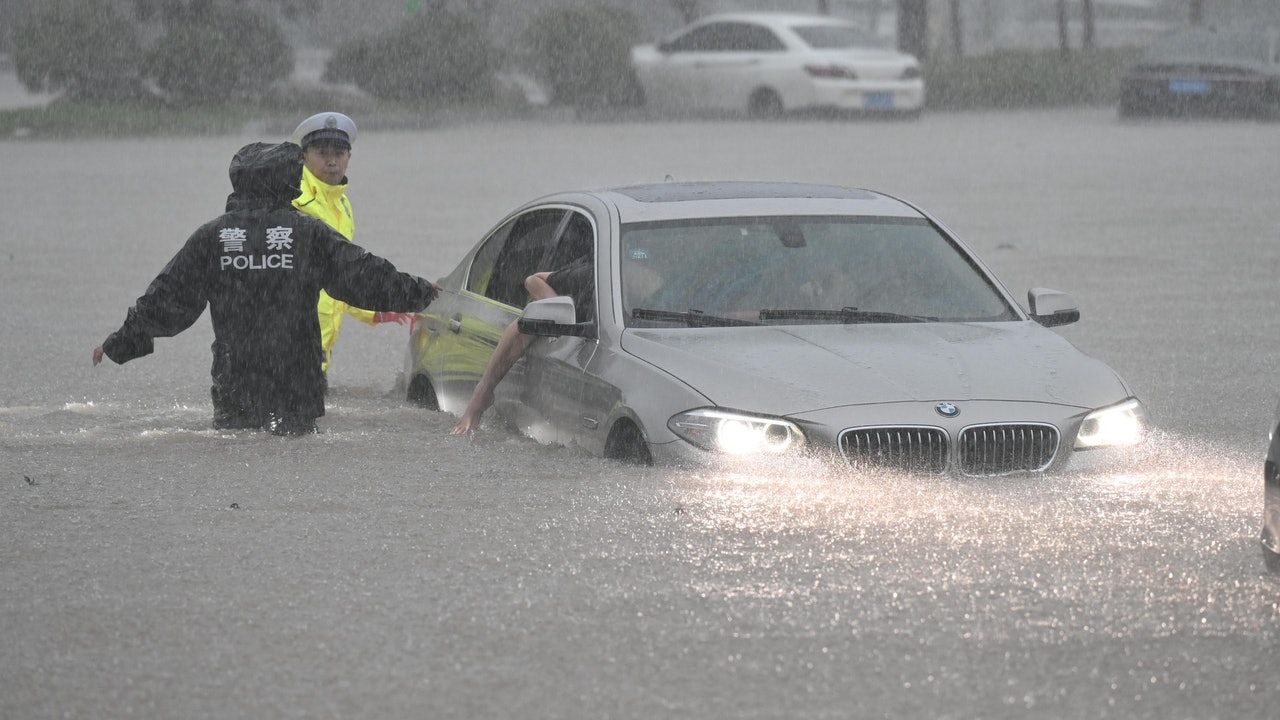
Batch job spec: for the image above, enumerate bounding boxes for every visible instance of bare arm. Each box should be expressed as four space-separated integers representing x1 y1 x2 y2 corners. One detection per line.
524 272 558 300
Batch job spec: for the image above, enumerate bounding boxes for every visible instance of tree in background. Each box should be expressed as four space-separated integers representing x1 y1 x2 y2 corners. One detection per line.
1082 0 1096 49
521 3 644 108
1055 0 1099 57
145 4 293 104
11 0 298 105
11 0 147 102
325 6 495 105
898 0 928 60
667 1 699 24
127 0 317 24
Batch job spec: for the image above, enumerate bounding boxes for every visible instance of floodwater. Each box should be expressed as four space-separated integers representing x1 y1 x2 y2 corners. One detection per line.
3 109 1278 719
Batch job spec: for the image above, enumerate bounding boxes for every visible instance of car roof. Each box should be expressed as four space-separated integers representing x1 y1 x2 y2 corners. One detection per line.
561 181 927 224
1142 26 1280 64
695 12 861 28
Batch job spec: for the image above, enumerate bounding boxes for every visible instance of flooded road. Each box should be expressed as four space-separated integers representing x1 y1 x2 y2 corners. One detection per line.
3 110 1278 718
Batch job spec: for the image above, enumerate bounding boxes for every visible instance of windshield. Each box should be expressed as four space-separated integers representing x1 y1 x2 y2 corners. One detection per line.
620 216 1018 328
792 23 889 50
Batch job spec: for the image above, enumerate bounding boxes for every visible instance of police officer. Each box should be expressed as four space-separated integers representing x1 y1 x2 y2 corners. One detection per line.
290 111 408 375
92 141 439 436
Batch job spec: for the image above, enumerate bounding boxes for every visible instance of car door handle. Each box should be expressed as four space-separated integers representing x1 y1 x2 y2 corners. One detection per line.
448 314 462 333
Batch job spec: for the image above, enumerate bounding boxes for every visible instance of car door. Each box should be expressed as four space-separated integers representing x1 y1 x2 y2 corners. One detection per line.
641 23 720 109
692 21 788 111
503 211 602 448
433 207 567 413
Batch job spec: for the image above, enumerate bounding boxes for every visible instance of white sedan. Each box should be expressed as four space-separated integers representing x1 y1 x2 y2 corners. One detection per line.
631 12 925 118
405 181 1146 474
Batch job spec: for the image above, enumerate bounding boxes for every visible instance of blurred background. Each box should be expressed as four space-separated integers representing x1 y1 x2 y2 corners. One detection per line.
3 1 1279 127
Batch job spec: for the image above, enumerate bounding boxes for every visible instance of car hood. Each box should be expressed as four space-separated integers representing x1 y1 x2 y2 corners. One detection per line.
619 321 1131 416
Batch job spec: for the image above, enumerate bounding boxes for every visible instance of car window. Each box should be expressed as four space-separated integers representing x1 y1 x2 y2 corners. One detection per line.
543 212 597 324
543 212 594 272
666 22 786 53
1146 28 1277 63
792 23 888 50
467 208 566 307
620 216 1017 326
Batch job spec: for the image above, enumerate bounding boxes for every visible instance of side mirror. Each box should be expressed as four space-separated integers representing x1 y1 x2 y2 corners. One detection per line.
517 296 594 338
658 40 675 54
1028 287 1080 327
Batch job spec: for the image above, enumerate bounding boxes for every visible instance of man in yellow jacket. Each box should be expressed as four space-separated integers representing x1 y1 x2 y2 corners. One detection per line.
291 112 410 373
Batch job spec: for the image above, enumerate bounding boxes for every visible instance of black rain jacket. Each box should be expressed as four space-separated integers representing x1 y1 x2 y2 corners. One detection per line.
103 141 437 421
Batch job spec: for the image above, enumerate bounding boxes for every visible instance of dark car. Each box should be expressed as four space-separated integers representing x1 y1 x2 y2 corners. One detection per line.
1263 407 1280 571
1119 25 1280 119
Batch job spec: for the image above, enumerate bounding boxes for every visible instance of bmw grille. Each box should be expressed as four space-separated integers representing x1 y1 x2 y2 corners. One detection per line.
840 423 1060 476
841 426 949 474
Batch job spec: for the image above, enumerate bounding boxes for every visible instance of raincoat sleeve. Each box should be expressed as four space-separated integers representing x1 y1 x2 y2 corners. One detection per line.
315 229 437 313
102 230 210 364
346 305 378 325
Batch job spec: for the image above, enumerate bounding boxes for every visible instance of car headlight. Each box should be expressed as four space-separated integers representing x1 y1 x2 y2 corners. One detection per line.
1075 398 1146 449
668 408 805 455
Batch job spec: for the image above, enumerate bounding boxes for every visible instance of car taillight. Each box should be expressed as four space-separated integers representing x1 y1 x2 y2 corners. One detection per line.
901 66 922 80
805 64 858 80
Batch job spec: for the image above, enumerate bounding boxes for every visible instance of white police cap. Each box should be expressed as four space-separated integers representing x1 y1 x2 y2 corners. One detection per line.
291 112 357 149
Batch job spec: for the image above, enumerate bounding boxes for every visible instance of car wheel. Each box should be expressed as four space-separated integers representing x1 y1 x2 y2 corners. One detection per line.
614 71 646 107
1118 91 1149 119
605 419 653 466
406 373 439 411
1263 544 1280 574
748 88 784 119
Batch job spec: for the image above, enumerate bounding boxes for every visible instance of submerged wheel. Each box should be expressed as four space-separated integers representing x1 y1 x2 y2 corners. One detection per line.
748 88 784 119
406 374 439 410
605 420 653 466
1264 543 1280 574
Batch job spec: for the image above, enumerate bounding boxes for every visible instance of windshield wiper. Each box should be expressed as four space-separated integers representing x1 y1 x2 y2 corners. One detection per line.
759 307 936 324
631 308 761 327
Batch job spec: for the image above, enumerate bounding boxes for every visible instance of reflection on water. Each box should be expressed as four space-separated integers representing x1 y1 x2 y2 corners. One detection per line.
648 429 1273 643
5 391 1277 717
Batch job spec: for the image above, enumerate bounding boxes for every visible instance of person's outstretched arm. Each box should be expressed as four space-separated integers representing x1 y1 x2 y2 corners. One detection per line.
451 271 563 434
95 228 212 366
314 225 439 314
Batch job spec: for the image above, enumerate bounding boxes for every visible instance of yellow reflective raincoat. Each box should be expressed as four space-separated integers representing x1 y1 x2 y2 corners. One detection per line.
292 165 376 371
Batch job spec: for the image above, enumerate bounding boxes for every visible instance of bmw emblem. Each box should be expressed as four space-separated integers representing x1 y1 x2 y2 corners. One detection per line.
935 402 960 418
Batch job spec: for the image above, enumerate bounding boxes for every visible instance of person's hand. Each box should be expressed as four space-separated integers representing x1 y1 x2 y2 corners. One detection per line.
92 345 104 366
373 312 412 325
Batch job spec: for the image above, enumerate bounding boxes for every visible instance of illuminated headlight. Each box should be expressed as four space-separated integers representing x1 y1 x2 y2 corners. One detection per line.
668 408 805 455
1075 398 1146 449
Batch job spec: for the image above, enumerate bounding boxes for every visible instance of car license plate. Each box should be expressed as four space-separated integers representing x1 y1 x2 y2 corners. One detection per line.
864 92 894 109
1168 79 1210 95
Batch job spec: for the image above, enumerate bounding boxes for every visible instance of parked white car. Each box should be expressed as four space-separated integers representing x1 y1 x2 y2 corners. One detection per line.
630 12 925 118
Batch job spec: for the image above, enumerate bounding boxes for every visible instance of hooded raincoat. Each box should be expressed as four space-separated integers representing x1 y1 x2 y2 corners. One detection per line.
101 142 437 428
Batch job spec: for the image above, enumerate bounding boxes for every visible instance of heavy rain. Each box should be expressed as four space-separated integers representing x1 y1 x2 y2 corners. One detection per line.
2 1 1279 718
